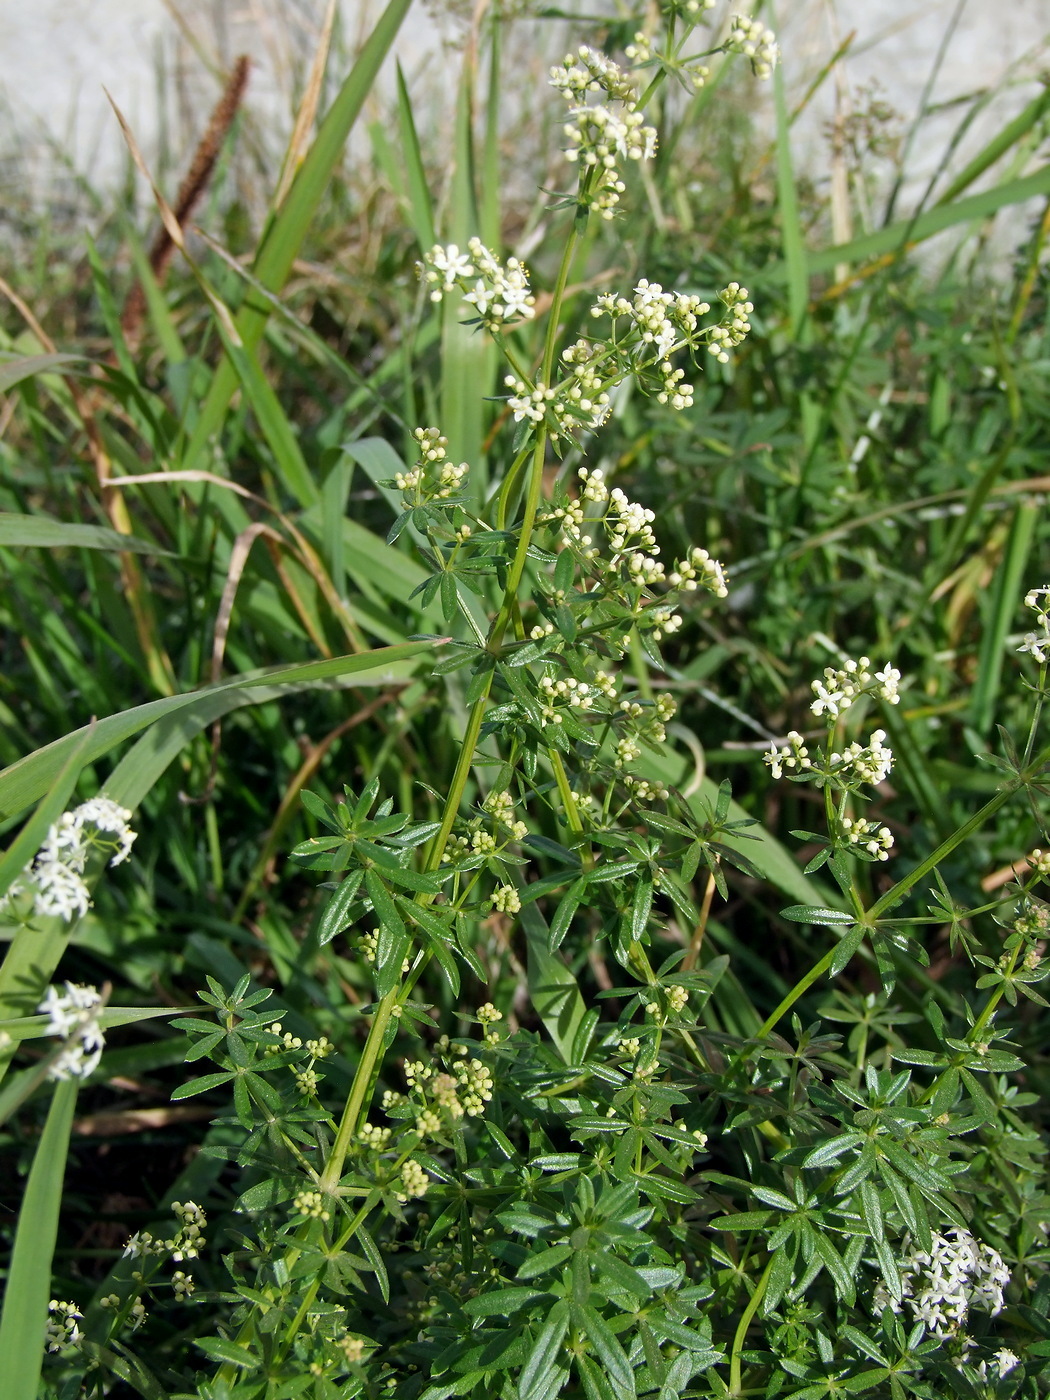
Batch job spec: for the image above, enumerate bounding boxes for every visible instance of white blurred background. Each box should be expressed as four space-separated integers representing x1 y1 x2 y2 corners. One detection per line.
0 1 1047 232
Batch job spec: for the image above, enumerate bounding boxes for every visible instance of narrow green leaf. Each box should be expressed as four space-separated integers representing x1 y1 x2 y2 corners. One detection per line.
780 906 854 925
807 165 1050 276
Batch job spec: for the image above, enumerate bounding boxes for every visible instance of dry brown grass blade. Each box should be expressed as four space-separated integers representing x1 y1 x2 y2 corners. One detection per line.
122 55 252 346
274 0 338 210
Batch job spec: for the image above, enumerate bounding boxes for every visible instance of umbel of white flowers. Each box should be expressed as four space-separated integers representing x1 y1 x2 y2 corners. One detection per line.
0 796 136 924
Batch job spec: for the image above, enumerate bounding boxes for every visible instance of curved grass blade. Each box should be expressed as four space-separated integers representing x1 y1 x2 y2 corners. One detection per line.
0 642 439 821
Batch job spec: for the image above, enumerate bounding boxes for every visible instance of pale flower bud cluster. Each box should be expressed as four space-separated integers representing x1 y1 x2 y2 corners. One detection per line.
396 1159 430 1202
1028 848 1050 878
669 546 729 598
811 657 901 719
483 789 529 841
419 238 535 329
293 1189 330 1221
1019 585 1050 664
725 14 779 79
123 1201 207 1272
875 1228 1010 1338
839 815 893 861
477 1001 503 1045
491 884 521 914
358 930 410 975
623 776 670 802
538 673 596 725
706 283 754 363
1 796 136 926
393 427 468 504
550 47 657 219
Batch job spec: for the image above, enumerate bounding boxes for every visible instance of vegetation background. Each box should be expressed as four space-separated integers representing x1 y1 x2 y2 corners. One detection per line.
2 0 1050 1396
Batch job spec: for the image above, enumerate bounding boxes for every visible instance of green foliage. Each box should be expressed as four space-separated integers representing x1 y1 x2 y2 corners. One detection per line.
2 3 1050 1399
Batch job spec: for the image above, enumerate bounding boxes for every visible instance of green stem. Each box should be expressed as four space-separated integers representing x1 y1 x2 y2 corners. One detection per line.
867 785 1020 922
319 990 398 1192
729 1256 772 1395
756 945 836 1040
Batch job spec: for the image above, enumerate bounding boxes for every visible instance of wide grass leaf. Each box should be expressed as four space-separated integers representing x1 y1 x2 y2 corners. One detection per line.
0 1078 78 1400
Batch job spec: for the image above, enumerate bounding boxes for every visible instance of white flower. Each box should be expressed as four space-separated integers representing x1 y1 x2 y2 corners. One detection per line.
994 1347 1020 1376
876 1228 1010 1339
38 982 105 1080
0 796 136 926
765 731 811 781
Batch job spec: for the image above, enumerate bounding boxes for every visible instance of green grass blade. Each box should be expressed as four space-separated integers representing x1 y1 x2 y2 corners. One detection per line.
0 513 172 554
218 325 319 509
774 57 807 337
102 648 426 814
183 0 414 469
440 53 491 494
939 82 1050 208
395 62 437 251
0 353 85 393
0 642 440 821
807 166 1050 276
123 219 188 365
969 500 1039 736
0 1078 78 1400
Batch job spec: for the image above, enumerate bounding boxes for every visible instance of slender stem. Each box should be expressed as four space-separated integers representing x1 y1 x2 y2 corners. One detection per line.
729 1256 772 1395
320 990 398 1191
867 787 1018 922
757 945 836 1040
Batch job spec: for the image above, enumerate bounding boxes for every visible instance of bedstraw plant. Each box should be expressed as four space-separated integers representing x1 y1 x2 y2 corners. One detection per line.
2 3 1050 1399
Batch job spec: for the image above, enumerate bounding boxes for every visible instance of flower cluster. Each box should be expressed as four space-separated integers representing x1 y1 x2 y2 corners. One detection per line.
1 796 136 926
549 47 657 218
443 788 530 865
828 729 894 786
811 657 901 719
502 279 755 443
419 239 535 330
38 981 105 1080
124 1201 208 1268
875 1227 1010 1338
1019 585 1050 663
725 14 779 79
593 279 750 369
392 427 469 506
293 1189 331 1221
46 1300 83 1353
